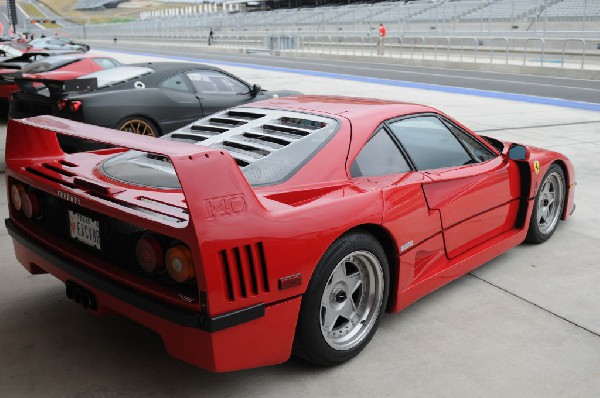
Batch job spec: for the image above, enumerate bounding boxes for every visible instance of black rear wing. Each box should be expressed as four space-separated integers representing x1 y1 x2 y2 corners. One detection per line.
15 77 97 97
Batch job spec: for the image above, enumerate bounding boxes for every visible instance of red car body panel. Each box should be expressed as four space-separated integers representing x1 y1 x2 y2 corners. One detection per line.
0 55 112 100
5 97 576 372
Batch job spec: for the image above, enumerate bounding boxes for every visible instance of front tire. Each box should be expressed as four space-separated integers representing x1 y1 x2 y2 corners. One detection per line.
293 231 389 365
526 163 565 243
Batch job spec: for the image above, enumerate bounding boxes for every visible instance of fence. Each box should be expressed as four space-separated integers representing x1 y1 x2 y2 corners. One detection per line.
75 32 598 69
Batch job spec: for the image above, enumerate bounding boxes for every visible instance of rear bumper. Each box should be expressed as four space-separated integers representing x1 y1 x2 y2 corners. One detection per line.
6 218 301 372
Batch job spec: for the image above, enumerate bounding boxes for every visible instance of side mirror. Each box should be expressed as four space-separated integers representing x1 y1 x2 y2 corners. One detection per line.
251 84 261 97
508 144 527 161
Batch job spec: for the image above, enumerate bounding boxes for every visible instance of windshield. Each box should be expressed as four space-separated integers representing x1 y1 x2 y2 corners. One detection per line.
22 55 80 73
78 66 154 88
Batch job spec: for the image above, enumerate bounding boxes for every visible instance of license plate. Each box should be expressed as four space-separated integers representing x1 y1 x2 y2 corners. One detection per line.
68 210 102 250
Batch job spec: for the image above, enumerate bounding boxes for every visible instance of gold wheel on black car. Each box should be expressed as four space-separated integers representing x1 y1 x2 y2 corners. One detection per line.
118 117 158 137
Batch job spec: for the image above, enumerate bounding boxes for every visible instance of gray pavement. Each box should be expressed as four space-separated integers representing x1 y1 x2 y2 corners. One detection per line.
1 48 600 397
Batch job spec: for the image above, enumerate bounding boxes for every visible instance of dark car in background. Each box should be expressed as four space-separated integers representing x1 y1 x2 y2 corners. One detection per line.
9 62 301 149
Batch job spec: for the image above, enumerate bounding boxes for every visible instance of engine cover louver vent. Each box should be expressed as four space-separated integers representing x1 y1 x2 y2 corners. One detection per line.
166 108 334 170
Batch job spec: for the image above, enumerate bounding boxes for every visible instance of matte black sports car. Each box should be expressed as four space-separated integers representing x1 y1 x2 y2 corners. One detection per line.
9 62 301 150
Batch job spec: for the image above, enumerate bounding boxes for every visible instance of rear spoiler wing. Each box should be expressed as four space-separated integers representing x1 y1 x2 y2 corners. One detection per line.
15 77 97 97
6 116 265 226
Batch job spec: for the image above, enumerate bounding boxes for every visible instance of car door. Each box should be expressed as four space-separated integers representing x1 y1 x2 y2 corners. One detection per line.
157 73 204 131
185 70 253 116
350 127 446 292
387 114 522 259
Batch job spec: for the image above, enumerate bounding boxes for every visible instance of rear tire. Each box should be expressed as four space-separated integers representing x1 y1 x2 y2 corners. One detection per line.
293 231 389 365
118 116 159 138
526 163 565 243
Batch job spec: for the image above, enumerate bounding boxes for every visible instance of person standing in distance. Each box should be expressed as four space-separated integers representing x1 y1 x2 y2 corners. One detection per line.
378 23 386 55
208 28 214 46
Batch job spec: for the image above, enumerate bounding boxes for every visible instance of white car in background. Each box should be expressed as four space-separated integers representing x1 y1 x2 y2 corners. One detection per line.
29 37 90 52
0 44 23 61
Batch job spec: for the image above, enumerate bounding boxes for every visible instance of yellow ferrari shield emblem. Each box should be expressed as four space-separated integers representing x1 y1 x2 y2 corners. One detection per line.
533 161 540 175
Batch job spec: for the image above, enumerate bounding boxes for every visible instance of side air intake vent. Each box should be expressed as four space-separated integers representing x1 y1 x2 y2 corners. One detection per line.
220 242 270 301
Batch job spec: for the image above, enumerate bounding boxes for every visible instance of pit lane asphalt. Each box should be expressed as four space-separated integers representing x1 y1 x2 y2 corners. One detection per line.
103 41 600 105
1 47 600 397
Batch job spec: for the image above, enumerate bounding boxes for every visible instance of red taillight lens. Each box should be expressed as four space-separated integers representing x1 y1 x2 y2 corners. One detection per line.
57 99 67 111
21 190 40 219
69 101 82 113
165 244 195 282
136 235 164 273
10 183 24 210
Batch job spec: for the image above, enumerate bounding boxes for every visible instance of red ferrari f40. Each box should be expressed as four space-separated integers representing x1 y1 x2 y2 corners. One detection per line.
5 96 575 372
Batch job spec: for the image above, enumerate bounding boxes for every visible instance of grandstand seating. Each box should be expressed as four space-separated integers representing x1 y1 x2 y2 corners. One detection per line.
51 0 600 40
545 0 600 18
461 0 543 21
142 0 598 26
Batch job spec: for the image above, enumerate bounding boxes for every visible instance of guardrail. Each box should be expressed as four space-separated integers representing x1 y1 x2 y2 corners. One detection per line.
52 22 597 70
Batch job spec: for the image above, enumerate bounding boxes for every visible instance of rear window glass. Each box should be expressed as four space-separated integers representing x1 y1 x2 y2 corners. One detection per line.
21 55 81 73
78 66 153 88
100 108 339 188
92 58 121 70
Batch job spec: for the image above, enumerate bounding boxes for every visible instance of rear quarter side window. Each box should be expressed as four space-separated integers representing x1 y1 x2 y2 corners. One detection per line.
92 58 121 70
160 73 191 92
351 128 411 177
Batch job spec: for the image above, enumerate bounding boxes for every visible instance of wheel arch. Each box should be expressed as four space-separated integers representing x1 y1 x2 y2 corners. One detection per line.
552 159 571 219
341 223 399 311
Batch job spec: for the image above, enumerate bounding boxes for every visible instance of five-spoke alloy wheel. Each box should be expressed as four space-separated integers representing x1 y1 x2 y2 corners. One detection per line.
526 163 566 243
294 231 389 365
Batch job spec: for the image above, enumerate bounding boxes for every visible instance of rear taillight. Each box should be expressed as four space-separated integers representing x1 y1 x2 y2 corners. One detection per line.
136 234 165 273
69 101 82 113
10 181 42 219
57 100 82 113
10 183 24 210
166 244 195 282
21 190 40 219
57 99 67 111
